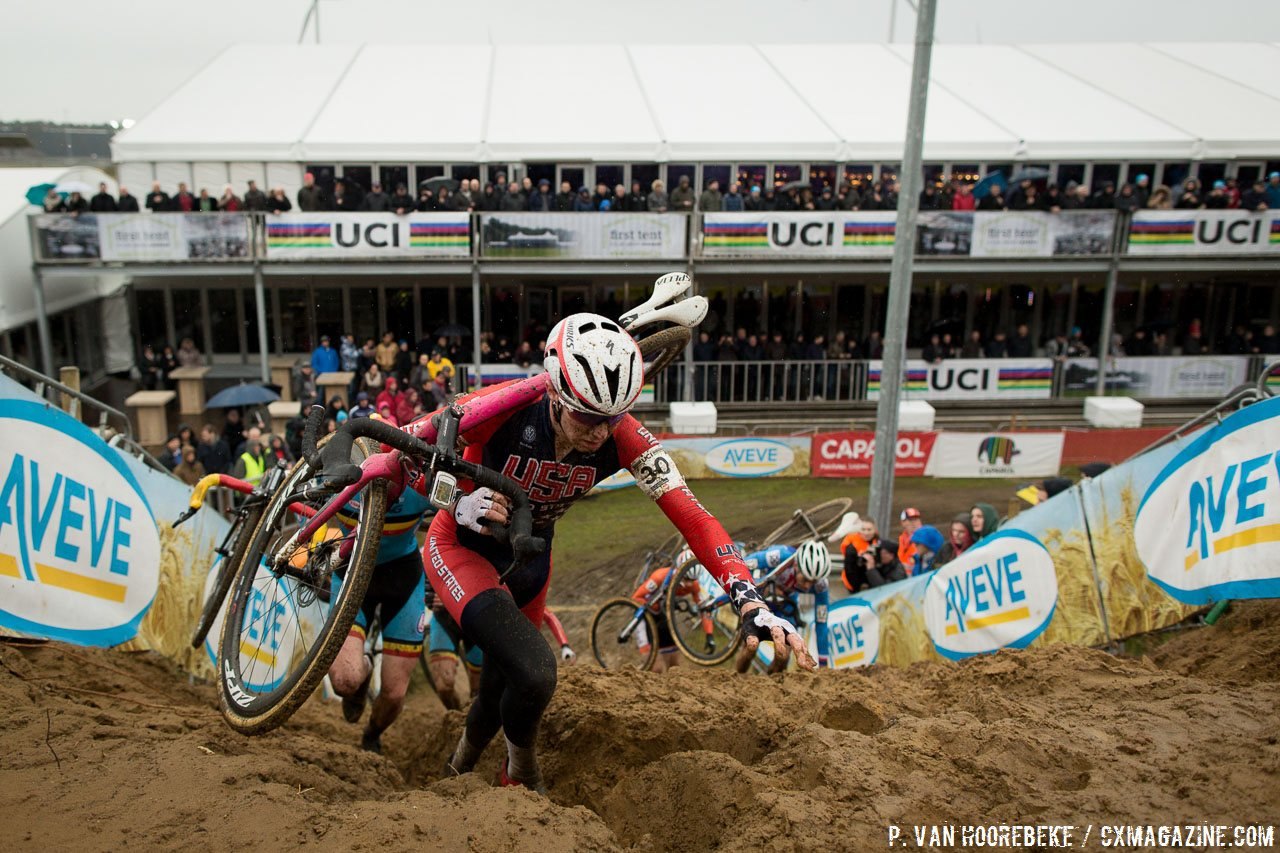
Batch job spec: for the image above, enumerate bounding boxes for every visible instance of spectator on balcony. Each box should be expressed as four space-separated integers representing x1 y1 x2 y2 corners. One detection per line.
1127 328 1151 356
267 187 292 214
611 183 628 211
242 180 267 211
61 190 87 215
1089 182 1116 210
1114 183 1141 212
90 182 117 212
982 330 1007 358
500 181 527 211
529 179 555 212
358 181 388 212
454 179 476 211
1175 178 1203 210
1008 178 1034 209
1011 183 1043 211
1224 178 1242 208
41 189 61 212
918 184 941 210
1267 172 1280 208
814 185 837 211
1255 324 1280 355
475 182 499 211
1060 181 1084 210
744 185 764 211
437 186 456 210
1182 326 1206 355
386 184 413 215
572 186 594 212
670 175 696 212
297 172 325 211
311 334 340 375
1241 179 1270 211
195 188 218 212
521 176 535 199
1044 331 1071 361
176 336 204 368
774 186 796 211
1043 183 1064 212
798 187 816 211
170 182 195 213
626 181 648 212
218 185 242 211
1152 332 1173 357
698 179 723 212
554 181 576 212
147 181 170 212
117 186 140 212
1146 184 1172 209
1205 181 1230 210
951 183 975 211
760 187 779 211
977 184 1004 211
960 330 983 358
1067 327 1091 357
589 182 609 211
922 333 945 364
1007 323 1033 357
1132 173 1151 207
416 187 437 211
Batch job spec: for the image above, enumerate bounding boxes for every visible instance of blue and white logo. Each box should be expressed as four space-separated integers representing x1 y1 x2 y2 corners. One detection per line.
826 597 879 668
705 438 794 478
0 399 161 646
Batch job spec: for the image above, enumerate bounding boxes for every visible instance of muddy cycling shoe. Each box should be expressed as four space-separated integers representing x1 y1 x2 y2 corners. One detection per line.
360 728 382 755
497 758 547 795
341 652 375 724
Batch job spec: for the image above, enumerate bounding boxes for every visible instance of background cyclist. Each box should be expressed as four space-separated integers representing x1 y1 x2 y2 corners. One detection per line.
734 539 832 673
630 546 715 673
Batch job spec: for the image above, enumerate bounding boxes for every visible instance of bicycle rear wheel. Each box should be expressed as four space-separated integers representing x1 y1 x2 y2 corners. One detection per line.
217 437 386 735
761 497 854 548
638 326 691 376
664 558 742 666
590 598 659 671
190 502 264 649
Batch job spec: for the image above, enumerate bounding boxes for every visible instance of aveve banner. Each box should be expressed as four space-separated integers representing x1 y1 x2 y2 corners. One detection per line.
810 431 937 477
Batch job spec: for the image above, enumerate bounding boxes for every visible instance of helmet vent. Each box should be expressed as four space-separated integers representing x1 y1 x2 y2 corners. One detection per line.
578 322 597 333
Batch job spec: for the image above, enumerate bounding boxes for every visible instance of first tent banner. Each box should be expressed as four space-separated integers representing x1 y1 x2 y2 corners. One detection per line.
266 213 472 258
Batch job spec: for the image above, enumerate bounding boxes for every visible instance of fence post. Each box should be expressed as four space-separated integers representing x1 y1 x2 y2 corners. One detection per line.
59 366 81 417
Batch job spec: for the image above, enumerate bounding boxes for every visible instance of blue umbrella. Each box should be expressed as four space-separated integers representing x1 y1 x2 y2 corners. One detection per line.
1009 166 1051 183
26 182 57 206
972 171 1007 199
205 382 280 409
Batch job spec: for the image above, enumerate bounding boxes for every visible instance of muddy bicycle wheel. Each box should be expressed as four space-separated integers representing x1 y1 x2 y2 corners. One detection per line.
590 598 659 671
664 557 743 666
638 326 691 376
217 436 386 735
760 497 854 548
190 502 264 650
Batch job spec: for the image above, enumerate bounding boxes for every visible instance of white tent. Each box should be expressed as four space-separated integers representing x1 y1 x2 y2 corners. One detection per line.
111 41 1280 166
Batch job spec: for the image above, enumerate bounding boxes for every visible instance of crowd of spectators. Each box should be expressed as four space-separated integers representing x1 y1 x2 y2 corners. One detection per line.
49 170 1280 219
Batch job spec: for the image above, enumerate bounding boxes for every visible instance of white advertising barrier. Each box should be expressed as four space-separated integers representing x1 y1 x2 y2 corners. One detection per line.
923 529 1059 660
591 435 810 493
701 212 895 257
266 212 471 259
480 212 687 259
1135 396 1280 604
969 210 1115 257
868 359 1054 401
33 212 251 261
823 597 880 669
1128 210 1280 255
1062 356 1250 399
924 432 1065 478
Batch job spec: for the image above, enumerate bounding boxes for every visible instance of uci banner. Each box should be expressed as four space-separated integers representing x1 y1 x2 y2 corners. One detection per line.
867 358 1054 401
701 212 896 257
1128 210 1280 255
1134 395 1280 604
479 212 686 259
266 212 471 259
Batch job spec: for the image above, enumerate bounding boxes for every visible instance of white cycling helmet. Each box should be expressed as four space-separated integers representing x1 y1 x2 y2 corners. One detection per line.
675 546 696 568
795 540 831 582
544 313 644 417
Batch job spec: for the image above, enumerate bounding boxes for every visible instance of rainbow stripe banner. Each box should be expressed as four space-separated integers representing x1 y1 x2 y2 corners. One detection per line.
843 220 895 246
1128 211 1280 255
701 212 895 257
867 359 1055 401
703 221 767 248
266 213 470 258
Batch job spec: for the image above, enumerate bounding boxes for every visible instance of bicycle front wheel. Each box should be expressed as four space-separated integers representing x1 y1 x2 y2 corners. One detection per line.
638 326 691 376
761 497 854 548
664 558 742 666
190 502 264 650
217 437 386 735
590 598 659 671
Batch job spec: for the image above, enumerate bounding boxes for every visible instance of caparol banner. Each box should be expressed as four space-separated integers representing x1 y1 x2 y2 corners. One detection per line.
1128 210 1280 255
0 374 228 672
266 212 471 259
480 212 686 259
867 358 1054 401
701 212 895 257
810 431 937 477
924 432 1065 478
1062 355 1250 399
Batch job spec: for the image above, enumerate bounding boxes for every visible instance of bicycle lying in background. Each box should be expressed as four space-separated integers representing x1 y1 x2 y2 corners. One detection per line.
589 554 715 672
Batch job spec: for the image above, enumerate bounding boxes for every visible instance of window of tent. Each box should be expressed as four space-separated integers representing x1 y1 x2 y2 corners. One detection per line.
1160 162 1190 190
342 165 373 194
304 164 336 197
384 288 414 342
242 288 271 358
1056 163 1085 189
950 164 981 185
455 283 474 338
314 287 344 344
525 163 556 188
738 164 767 191
1019 164 1051 187
450 164 479 182
379 165 409 194
487 165 510 185
1236 164 1262 184
350 286 379 344
982 163 1011 182
135 289 167 350
415 165 445 189
773 164 801 187
559 166 586 191
278 288 310 353
173 289 206 354
877 164 900 184
1267 160 1280 177
595 164 623 191
843 164 873 191
1195 162 1227 188
1125 162 1155 187
419 287 450 347
666 163 696 189
630 163 659 192
703 164 731 190
808 163 836 191
1091 163 1120 192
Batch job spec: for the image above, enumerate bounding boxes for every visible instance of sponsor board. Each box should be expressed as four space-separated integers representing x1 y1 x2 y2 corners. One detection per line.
480 213 686 259
702 212 895 257
969 210 1116 257
266 212 470 259
824 597 880 668
923 529 1058 660
704 438 795 478
0 399 161 646
1128 210 1280 255
925 432 1065 478
34 213 250 261
1135 396 1280 603
1063 356 1250 399
868 359 1053 401
811 431 936 477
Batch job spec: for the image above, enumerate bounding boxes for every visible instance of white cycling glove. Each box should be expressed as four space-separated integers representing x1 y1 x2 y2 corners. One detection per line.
740 606 804 647
560 645 577 664
454 486 498 534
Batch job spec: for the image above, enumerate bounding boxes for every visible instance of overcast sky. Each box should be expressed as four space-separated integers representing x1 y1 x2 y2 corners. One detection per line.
4 0 1279 123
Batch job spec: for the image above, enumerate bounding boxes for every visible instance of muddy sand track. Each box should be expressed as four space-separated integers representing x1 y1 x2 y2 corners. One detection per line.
2 603 1279 852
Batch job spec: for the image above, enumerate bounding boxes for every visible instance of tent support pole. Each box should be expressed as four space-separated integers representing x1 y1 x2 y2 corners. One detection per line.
471 264 482 390
32 265 55 378
253 258 270 384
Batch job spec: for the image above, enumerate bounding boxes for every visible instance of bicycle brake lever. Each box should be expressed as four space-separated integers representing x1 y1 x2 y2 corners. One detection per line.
172 506 198 529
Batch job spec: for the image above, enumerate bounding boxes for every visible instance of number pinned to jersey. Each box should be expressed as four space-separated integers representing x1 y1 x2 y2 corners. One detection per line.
629 446 684 500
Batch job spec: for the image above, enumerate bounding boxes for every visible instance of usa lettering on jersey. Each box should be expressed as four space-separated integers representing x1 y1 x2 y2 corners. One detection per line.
629 446 684 500
502 455 597 502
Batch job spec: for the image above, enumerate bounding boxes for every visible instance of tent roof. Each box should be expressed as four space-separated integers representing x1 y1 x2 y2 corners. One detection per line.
111 41 1280 164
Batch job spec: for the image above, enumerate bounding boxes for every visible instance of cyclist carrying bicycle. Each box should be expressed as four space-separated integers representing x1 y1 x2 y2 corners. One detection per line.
733 539 832 674
630 546 714 673
428 312 814 792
